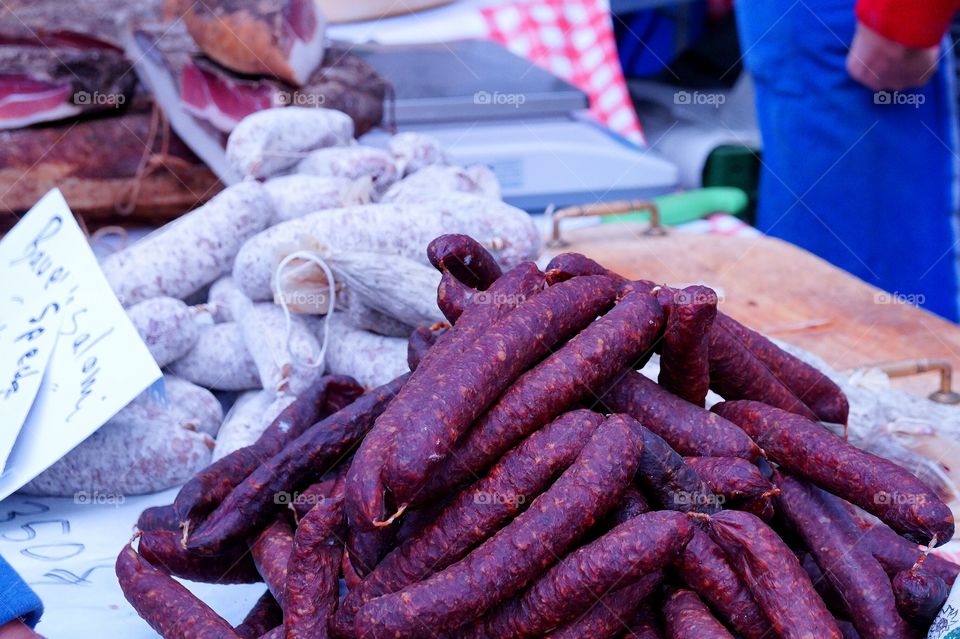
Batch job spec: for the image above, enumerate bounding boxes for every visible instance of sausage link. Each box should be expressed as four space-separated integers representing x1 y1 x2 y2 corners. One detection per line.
663 587 735 639
116 543 243 638
635 426 721 514
174 375 362 534
607 487 651 527
138 529 262 585
345 525 394 577
626 601 664 639
674 528 768 639
420 286 664 502
471 511 692 638
545 572 662 639
683 456 776 502
354 414 644 638
346 263 545 532
284 497 345 639
436 270 473 323
427 233 503 290
775 472 911 638
407 323 449 372
334 409 604 636
892 557 950 625
708 322 818 420
657 285 717 405
384 274 619 510
712 313 849 424
187 376 406 555
713 400 955 546
251 519 295 608
235 592 283 639
702 510 842 639
544 252 628 285
137 504 180 532
598 371 760 461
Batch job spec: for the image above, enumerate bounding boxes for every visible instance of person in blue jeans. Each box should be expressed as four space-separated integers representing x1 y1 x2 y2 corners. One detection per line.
0 556 42 638
736 0 960 321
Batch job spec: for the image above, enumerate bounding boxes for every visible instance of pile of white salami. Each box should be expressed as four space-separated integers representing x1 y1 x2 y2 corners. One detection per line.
22 107 540 498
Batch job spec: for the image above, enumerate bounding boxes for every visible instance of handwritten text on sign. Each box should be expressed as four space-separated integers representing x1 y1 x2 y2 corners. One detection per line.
0 189 161 500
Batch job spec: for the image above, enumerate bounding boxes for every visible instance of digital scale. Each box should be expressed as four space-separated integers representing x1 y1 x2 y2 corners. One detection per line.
355 40 678 211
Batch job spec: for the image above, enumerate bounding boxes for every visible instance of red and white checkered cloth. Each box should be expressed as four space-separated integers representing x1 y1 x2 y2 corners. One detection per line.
478 0 644 144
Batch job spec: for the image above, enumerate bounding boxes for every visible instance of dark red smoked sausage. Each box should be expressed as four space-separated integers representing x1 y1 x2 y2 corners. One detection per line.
174 375 363 534
674 528 769 639
657 285 717 406
354 414 644 639
544 252 627 286
713 400 955 546
284 497 344 639
598 371 761 461
383 274 618 512
333 409 603 636
683 456 776 503
116 543 243 639
250 518 295 608
406 323 449 371
137 529 262 585
700 509 842 639
136 504 180 532
346 263 546 532
187 376 406 555
635 426 721 514
471 511 692 638
892 557 950 625
708 323 819 420
711 313 849 424
663 587 735 639
427 233 503 291
625 601 664 639
235 592 282 639
436 270 473 323
420 286 664 502
545 572 663 639
775 473 911 638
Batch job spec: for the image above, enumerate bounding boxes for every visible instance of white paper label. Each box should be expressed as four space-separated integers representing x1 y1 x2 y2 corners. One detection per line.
0 189 161 500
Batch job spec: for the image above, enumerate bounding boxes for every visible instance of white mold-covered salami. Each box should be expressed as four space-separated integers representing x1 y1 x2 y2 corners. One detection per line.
102 374 224 437
212 391 292 461
169 322 261 391
388 132 448 175
381 164 501 202
296 146 399 193
226 107 354 179
344 297 414 337
20 417 214 497
330 252 443 327
233 199 539 300
321 314 409 389
127 297 200 367
215 277 323 395
264 175 372 224
100 181 273 306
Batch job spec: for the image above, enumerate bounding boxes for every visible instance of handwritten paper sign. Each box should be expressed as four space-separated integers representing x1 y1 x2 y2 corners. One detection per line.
0 491 263 637
0 189 161 500
0 297 64 470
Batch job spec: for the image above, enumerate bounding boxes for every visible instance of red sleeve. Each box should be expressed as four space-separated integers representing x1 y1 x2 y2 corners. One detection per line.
855 0 959 48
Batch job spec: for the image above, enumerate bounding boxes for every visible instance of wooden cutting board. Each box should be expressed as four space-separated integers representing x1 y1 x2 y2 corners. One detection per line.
548 223 960 398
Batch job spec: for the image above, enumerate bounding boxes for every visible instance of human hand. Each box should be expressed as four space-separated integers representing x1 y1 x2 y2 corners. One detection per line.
0 620 43 639
846 22 940 91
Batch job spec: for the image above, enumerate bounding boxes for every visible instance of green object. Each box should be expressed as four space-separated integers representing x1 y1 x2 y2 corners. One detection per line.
703 144 761 223
599 187 749 226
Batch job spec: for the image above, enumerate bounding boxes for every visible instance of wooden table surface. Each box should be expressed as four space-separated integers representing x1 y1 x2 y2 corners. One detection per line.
548 223 960 398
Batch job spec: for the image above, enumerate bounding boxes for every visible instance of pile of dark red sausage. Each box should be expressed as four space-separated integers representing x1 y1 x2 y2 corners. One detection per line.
118 234 958 638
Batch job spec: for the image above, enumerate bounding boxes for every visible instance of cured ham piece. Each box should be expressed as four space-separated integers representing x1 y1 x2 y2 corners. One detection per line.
177 0 326 86
0 45 136 129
